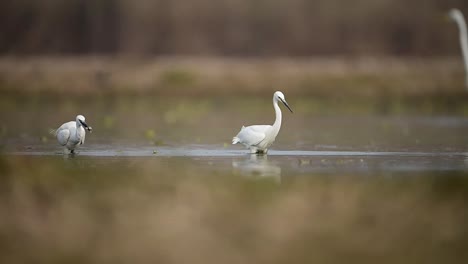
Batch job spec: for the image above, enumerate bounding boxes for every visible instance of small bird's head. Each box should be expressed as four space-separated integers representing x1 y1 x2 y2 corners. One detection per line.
76 115 92 132
274 91 293 113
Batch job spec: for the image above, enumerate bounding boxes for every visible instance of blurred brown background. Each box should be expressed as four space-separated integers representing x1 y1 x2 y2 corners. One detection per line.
1 4 468 263
1 0 467 56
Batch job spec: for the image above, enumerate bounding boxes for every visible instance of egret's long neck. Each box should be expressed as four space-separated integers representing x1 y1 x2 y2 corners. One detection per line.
76 121 83 139
455 15 468 88
272 98 282 133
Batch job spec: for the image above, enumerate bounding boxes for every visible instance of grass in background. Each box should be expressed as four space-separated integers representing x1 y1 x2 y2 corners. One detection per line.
0 56 467 97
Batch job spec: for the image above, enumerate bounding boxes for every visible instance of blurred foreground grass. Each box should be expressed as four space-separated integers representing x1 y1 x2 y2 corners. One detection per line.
0 56 467 97
0 155 468 263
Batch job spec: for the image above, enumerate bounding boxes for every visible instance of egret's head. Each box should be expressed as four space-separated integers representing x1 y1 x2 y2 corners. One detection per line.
76 115 92 132
274 91 293 113
449 8 464 22
274 91 285 101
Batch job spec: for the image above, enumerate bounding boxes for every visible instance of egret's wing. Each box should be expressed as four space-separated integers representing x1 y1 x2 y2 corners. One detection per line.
54 121 75 143
236 125 268 146
55 121 75 133
56 128 70 146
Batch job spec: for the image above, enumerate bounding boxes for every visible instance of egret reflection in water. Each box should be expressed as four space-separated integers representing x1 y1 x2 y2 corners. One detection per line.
232 154 281 182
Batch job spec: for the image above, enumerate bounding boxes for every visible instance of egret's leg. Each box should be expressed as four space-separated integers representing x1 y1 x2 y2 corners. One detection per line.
257 149 268 155
250 147 258 154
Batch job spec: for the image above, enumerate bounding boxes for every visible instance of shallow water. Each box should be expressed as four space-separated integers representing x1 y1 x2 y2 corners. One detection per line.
5 145 468 174
2 94 468 173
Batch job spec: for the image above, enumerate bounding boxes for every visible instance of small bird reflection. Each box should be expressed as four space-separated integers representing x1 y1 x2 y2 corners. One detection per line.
232 154 281 183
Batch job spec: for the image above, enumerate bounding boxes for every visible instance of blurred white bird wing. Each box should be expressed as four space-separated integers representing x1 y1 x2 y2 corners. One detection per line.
55 121 75 146
56 128 71 146
238 125 269 146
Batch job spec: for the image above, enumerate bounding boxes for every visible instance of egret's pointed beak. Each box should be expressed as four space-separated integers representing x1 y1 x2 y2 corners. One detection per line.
80 120 92 132
79 120 88 128
280 98 293 113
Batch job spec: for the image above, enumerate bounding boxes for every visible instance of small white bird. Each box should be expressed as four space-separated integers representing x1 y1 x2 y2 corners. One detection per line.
232 91 293 154
449 8 468 89
52 115 92 154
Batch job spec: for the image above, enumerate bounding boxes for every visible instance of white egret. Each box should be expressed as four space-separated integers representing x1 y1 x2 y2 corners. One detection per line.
52 115 92 154
449 8 468 89
232 91 293 154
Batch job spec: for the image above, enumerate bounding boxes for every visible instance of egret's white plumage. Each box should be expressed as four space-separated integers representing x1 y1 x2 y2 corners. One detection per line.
53 115 92 154
232 91 293 154
449 8 468 89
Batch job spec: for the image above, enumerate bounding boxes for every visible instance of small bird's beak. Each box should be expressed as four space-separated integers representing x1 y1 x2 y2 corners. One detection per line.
280 98 293 113
80 120 92 132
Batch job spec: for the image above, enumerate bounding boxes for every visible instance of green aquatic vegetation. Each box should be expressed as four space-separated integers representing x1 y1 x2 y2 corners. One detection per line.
144 129 164 145
160 68 197 87
144 130 155 145
145 129 156 140
462 104 468 116
103 115 115 129
40 135 48 143
0 125 7 138
163 100 212 124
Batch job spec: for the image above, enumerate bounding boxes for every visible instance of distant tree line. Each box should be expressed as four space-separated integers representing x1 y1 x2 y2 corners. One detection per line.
0 0 467 56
